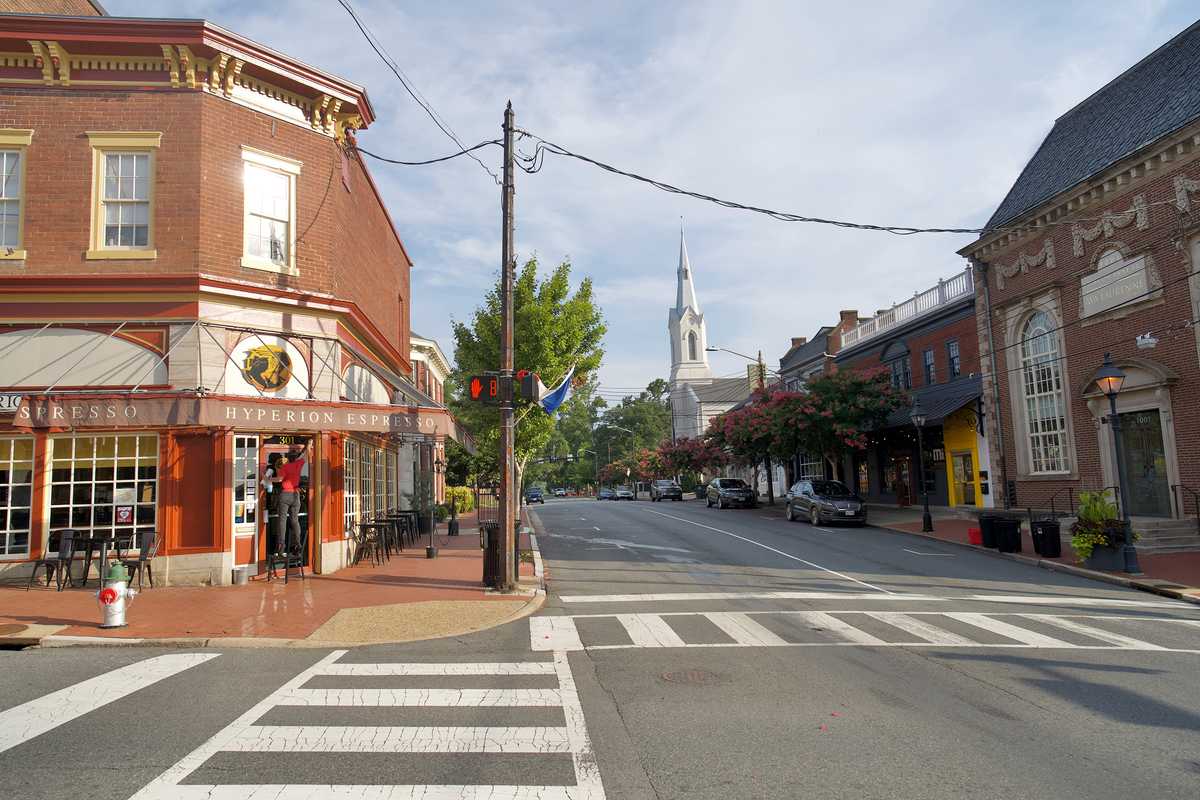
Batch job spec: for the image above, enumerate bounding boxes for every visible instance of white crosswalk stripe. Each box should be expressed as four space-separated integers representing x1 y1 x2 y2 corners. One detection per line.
128 652 606 800
532 610 1200 653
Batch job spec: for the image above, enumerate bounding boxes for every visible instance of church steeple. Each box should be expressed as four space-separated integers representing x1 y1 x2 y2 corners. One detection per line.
668 226 712 385
675 228 700 314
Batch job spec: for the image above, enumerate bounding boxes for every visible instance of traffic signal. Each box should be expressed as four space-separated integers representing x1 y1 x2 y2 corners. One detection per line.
467 375 500 402
519 371 546 402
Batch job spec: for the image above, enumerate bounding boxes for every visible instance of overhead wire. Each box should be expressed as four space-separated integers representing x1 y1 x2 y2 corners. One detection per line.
355 140 501 166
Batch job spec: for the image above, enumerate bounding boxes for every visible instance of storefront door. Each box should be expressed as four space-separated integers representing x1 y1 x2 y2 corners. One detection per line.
1118 410 1171 517
259 434 311 565
232 435 259 570
952 452 976 506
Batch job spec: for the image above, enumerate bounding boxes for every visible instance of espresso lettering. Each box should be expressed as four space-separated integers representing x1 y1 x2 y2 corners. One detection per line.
52 407 64 420
124 406 137 420
106 406 117 419
71 406 83 420
88 406 99 420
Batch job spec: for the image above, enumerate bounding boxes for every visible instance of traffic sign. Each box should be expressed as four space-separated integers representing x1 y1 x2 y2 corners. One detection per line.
468 375 500 402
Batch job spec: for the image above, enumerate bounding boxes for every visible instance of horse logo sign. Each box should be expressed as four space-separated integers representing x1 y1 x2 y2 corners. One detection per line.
241 343 293 392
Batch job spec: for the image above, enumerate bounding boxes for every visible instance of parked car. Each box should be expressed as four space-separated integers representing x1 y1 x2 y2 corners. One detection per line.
706 478 756 509
650 479 683 501
785 479 866 526
615 486 635 500
598 487 615 500
525 487 545 504
553 487 567 497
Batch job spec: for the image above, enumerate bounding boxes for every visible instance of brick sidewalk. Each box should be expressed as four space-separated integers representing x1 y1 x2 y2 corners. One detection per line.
0 511 541 644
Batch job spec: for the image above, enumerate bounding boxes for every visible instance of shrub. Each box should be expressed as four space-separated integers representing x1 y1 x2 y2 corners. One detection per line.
446 486 475 514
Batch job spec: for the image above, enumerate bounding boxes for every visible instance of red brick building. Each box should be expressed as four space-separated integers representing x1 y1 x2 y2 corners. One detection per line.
0 11 468 584
962 20 1200 539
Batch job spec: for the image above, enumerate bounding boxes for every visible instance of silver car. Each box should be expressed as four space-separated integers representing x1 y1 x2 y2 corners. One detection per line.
785 479 866 526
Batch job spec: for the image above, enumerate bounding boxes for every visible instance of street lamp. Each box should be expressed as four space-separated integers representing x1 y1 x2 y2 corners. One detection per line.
910 399 934 533
428 453 444 559
1095 353 1141 574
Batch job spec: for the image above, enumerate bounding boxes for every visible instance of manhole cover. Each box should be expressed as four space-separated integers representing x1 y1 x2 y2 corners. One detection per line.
659 669 725 686
0 623 27 637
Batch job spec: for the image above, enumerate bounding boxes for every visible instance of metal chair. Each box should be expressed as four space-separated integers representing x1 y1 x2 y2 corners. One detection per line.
121 531 158 590
27 530 78 591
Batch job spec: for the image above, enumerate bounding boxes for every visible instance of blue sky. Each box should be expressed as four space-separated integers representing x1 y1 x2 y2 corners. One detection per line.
110 0 1200 400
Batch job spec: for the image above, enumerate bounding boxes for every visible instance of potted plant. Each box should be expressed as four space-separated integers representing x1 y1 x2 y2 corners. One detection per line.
1070 490 1137 570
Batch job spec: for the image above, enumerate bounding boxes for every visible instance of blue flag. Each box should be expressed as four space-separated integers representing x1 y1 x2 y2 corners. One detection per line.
540 365 575 416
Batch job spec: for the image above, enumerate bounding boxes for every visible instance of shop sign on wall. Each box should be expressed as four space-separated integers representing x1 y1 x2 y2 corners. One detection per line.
0 393 21 413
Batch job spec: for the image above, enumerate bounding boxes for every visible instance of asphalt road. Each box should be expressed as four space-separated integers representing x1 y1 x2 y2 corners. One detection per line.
2 496 1199 799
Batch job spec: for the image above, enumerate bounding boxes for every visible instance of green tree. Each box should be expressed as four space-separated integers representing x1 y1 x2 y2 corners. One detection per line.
450 257 606 491
593 378 673 469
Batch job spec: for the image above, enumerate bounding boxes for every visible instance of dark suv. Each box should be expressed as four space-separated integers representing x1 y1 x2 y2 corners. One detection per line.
785 479 865 526
706 478 756 509
525 487 545 504
650 479 683 502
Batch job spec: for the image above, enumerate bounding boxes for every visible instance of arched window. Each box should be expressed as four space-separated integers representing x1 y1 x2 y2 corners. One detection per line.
688 331 698 361
1019 311 1069 473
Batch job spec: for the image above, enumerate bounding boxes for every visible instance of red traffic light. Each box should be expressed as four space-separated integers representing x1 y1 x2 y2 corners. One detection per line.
469 377 483 400
467 375 500 402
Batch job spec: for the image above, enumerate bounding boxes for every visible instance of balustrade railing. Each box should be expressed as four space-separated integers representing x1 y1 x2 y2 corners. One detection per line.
840 267 974 349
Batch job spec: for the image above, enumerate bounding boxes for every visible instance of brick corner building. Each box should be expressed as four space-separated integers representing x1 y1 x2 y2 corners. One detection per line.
961 19 1200 542
0 10 470 585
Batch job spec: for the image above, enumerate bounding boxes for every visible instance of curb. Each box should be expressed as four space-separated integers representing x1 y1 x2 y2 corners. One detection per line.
29 591 547 650
871 522 1200 607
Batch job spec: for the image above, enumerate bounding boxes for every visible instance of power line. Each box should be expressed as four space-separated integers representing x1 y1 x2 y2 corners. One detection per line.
356 140 501 166
336 0 501 185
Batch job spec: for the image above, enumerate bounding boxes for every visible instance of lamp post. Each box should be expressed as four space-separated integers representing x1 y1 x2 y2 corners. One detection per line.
706 346 777 505
427 452 444 559
910 399 934 533
1095 353 1141 575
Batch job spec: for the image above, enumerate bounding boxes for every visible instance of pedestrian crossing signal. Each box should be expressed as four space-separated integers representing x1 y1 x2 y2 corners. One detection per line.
468 375 499 402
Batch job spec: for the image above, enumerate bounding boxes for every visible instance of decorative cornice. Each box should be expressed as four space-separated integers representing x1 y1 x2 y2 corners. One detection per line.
1071 194 1148 256
997 238 1054 289
1174 174 1200 212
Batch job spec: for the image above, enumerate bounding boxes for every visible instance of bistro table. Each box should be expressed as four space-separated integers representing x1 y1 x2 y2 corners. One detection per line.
392 510 420 548
77 532 136 588
356 521 393 565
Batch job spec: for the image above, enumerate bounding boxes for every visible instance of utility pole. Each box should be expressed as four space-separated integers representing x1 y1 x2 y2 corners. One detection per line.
757 349 775 507
497 101 517 591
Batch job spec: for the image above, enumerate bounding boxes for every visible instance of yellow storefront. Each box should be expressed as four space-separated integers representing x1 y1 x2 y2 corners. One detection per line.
943 406 983 508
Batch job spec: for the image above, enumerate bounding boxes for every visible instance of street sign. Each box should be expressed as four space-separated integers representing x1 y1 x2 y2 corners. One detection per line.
468 375 500 402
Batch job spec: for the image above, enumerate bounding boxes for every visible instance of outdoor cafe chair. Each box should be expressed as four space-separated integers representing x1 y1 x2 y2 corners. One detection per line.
26 529 78 591
350 524 377 567
121 531 158 590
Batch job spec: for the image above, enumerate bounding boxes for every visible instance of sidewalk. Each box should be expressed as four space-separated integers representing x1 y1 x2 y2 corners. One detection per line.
0 511 544 648
864 503 1200 605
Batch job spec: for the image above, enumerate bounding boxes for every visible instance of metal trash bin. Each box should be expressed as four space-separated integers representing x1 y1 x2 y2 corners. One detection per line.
1032 518 1062 558
480 522 502 588
231 566 249 586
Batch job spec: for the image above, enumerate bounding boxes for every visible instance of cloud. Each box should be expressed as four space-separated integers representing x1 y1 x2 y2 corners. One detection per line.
110 0 1199 388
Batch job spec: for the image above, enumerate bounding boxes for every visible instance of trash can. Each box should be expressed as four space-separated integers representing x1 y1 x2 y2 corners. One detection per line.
994 516 1022 553
231 566 249 586
979 514 999 548
480 522 502 588
1032 518 1062 558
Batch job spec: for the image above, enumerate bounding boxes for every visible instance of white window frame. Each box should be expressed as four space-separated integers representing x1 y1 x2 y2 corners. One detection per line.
241 146 301 275
0 129 32 260
1019 311 1071 474
343 438 359 537
0 436 34 559
86 132 161 260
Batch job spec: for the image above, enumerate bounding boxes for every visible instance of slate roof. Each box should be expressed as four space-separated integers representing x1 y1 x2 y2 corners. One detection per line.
882 374 982 429
692 377 750 405
779 327 833 373
986 20 1200 229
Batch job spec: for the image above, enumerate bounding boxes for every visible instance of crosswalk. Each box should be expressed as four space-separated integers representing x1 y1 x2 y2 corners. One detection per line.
130 652 606 800
530 610 1200 653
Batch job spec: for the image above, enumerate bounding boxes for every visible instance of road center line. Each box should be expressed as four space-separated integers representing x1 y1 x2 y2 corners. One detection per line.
0 653 220 755
644 508 893 594
903 548 955 556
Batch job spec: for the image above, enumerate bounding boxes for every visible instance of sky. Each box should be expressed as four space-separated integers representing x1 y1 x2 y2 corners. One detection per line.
110 0 1200 400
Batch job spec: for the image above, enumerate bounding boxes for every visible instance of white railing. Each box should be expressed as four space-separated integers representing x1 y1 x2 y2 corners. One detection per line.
839 267 974 349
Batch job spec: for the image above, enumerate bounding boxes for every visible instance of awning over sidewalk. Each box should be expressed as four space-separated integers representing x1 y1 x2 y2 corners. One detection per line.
883 374 982 429
12 392 476 452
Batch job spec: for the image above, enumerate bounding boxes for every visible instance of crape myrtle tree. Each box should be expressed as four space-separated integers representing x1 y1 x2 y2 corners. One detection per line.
656 436 728 494
705 392 775 493
450 257 606 498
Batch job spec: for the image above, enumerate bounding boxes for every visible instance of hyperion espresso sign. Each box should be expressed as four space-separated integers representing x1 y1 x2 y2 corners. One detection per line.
12 394 469 444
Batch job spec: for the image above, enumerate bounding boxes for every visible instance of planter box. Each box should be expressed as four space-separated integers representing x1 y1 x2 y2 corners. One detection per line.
1084 546 1124 572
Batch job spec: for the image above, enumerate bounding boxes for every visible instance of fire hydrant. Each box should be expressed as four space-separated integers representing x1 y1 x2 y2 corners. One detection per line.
96 562 137 628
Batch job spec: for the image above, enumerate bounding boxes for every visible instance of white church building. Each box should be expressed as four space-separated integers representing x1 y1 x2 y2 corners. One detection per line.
668 232 748 441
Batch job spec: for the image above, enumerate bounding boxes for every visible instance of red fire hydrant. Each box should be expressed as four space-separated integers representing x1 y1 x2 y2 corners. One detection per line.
96 562 137 628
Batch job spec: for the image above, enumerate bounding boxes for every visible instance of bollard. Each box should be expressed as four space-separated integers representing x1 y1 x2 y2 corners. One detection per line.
96 562 137 628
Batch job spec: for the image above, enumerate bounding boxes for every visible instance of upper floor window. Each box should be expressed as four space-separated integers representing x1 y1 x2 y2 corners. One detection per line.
87 132 161 260
889 357 911 390
0 130 31 260
922 349 935 385
242 147 301 275
1019 311 1069 474
947 340 961 378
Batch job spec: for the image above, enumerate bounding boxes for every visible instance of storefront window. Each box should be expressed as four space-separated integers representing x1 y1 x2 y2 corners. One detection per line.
0 437 33 556
385 450 398 511
343 439 359 535
232 435 258 528
49 434 157 546
1020 312 1070 473
359 442 373 520
374 449 386 513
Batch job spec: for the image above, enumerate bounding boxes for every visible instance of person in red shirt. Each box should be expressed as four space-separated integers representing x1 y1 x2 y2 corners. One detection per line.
276 441 307 555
